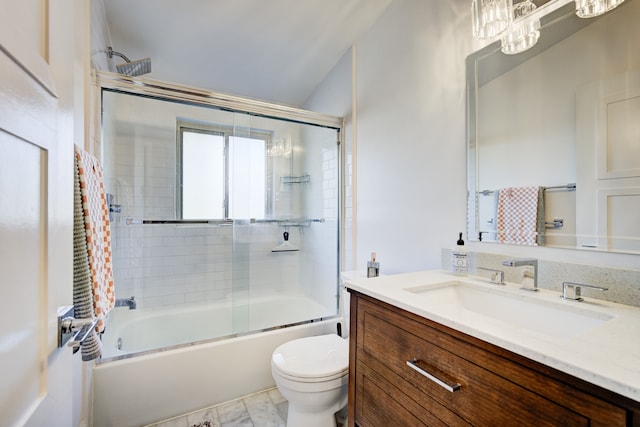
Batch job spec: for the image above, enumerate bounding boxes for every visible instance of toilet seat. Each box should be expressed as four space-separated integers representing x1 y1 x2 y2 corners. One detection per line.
272 334 348 382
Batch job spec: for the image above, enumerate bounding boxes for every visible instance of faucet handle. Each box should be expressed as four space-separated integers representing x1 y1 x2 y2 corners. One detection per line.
477 267 505 285
561 281 608 302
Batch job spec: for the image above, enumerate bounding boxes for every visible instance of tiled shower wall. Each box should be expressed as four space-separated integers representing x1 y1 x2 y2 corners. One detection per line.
103 92 340 311
110 221 306 310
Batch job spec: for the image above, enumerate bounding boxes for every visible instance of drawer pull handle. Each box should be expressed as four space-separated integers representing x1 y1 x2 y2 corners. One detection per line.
407 359 462 393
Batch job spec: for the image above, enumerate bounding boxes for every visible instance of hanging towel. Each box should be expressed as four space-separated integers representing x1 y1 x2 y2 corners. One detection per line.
74 153 102 360
496 186 543 246
536 188 546 246
75 145 115 333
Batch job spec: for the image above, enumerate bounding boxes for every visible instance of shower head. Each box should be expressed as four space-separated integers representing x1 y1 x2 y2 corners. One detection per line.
116 57 151 77
106 46 151 77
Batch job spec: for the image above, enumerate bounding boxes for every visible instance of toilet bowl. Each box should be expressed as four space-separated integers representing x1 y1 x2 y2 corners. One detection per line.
271 333 349 427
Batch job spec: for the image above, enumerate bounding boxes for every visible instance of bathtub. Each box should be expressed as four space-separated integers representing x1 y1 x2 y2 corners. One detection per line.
100 295 335 359
92 295 341 427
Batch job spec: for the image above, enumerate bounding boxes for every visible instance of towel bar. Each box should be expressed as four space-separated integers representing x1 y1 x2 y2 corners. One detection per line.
545 219 564 228
478 183 576 195
57 305 99 349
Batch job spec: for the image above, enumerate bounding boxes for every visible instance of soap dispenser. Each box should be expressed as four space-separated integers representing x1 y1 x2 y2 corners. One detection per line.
367 252 380 278
451 232 468 276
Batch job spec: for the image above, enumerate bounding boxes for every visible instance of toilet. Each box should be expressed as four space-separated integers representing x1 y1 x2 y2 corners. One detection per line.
271 333 349 427
271 282 352 427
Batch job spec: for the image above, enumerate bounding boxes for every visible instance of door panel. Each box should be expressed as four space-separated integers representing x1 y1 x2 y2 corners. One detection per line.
0 0 81 425
0 136 47 426
0 0 57 96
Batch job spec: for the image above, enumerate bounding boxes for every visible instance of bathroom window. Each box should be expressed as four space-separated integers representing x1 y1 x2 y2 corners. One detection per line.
178 121 271 220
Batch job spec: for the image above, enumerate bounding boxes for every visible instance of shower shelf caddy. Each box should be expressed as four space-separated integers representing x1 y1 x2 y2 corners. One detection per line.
280 174 310 184
272 218 325 229
277 174 313 229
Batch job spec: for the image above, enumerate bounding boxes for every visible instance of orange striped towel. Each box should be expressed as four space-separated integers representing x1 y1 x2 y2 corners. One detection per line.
497 186 541 246
75 145 115 332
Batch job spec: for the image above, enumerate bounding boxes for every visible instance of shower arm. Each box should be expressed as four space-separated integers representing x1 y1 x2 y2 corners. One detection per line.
106 47 131 63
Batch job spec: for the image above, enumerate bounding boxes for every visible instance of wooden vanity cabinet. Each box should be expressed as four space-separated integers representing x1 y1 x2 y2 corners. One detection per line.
347 291 640 427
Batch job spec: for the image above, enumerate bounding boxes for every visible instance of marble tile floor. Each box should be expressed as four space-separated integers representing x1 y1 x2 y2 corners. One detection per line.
144 387 288 427
144 387 347 427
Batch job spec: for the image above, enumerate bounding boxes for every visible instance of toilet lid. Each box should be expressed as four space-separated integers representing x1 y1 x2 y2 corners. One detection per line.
272 334 348 379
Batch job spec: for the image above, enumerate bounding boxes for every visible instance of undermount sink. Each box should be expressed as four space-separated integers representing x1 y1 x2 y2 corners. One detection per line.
405 281 614 340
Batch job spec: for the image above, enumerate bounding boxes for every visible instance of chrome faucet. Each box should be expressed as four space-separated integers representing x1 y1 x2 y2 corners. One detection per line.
561 282 608 302
477 267 505 285
502 258 538 291
115 296 136 310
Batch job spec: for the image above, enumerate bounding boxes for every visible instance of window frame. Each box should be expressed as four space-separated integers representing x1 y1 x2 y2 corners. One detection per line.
177 120 273 220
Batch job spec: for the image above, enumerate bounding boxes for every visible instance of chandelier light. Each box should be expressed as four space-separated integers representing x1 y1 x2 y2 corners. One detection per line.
472 0 513 39
472 0 626 55
500 0 540 55
267 137 292 158
575 0 625 18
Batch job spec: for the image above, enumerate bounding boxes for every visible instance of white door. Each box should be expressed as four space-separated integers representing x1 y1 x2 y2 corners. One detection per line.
1 1 86 426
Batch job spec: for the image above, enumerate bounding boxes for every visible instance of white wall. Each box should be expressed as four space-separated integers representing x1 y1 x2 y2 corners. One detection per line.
307 0 640 274
304 47 356 271
89 0 112 72
308 0 474 274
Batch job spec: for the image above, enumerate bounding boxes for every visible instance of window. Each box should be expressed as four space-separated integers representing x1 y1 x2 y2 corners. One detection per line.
178 122 270 220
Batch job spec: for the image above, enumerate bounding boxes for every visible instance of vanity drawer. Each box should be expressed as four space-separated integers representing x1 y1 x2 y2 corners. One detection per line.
354 358 469 427
351 294 629 426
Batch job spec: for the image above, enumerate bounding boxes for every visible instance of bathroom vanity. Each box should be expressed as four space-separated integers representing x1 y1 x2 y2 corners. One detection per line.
344 271 640 426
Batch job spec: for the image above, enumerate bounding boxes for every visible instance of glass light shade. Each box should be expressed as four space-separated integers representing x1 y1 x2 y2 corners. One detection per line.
575 0 625 18
500 0 540 55
472 0 513 39
501 19 540 54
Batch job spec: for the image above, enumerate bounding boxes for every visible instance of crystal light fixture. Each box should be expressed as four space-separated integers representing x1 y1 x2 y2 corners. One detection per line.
267 137 292 158
575 0 625 18
500 0 540 55
472 0 513 39
472 0 625 55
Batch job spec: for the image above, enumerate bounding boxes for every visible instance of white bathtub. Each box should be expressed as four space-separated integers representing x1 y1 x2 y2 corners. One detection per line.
100 295 334 359
92 295 341 427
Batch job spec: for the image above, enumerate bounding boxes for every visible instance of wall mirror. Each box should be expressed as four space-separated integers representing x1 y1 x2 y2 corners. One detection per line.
467 0 640 254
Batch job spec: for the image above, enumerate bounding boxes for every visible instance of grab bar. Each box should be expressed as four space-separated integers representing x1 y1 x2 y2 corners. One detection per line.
126 219 232 225
125 218 325 227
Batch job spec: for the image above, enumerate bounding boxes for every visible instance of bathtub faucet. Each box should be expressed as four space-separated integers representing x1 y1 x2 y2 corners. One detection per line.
115 296 136 310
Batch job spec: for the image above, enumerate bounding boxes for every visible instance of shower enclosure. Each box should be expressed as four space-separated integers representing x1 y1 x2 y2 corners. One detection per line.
97 72 342 360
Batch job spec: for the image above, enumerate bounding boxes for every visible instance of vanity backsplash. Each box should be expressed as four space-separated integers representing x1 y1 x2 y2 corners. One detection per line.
441 249 640 308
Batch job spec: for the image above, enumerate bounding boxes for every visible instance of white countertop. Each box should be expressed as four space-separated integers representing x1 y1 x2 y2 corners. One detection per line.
343 269 640 402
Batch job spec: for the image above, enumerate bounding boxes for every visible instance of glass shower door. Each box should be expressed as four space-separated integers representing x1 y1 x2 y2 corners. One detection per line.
101 85 341 357
229 113 341 334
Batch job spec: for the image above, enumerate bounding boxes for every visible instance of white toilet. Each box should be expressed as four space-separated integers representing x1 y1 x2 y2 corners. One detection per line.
271 283 352 427
271 333 349 427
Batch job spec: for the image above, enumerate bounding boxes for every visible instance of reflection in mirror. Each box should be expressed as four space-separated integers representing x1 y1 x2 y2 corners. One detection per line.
467 0 640 254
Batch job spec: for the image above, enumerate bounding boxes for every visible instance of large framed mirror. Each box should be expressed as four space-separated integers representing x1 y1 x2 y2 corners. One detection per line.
467 0 640 254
